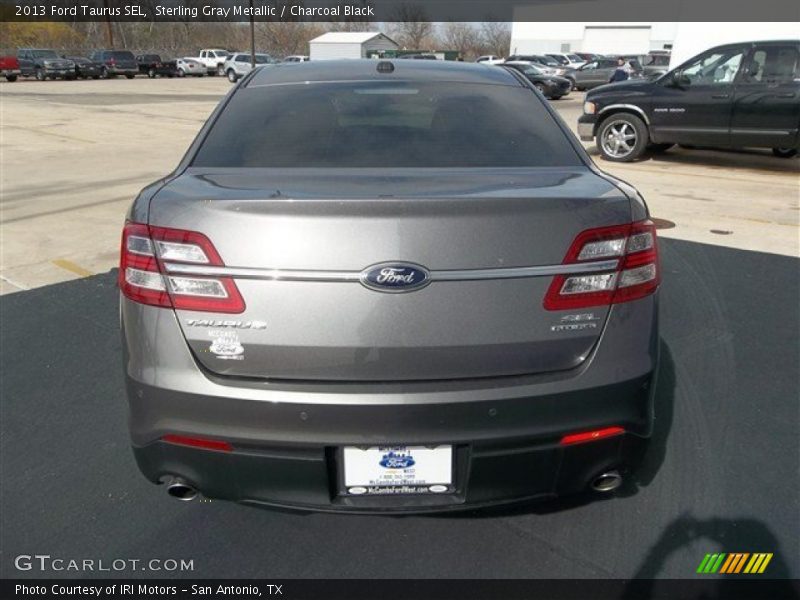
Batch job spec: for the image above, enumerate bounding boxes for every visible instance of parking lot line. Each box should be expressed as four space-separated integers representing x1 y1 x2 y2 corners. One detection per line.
51 259 94 278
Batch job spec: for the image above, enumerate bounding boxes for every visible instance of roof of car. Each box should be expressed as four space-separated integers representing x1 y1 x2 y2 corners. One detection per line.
246 59 521 87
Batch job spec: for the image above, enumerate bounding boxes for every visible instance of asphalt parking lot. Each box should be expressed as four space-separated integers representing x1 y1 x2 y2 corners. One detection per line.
1 76 798 582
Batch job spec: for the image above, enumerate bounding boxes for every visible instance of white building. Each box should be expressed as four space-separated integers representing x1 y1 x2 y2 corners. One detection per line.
308 32 399 61
510 22 678 56
510 22 800 67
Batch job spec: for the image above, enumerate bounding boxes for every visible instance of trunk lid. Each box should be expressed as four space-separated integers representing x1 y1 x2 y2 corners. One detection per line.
150 167 631 381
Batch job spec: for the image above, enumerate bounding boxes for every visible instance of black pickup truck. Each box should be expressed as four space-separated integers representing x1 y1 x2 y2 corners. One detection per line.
578 40 800 161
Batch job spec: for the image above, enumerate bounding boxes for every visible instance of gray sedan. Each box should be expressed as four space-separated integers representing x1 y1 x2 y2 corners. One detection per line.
120 59 660 512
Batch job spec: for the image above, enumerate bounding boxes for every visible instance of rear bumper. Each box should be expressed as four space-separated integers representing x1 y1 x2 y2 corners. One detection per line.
130 374 654 513
122 290 658 512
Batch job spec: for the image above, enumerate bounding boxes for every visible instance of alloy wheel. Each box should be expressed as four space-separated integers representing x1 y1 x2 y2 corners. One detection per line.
601 120 637 159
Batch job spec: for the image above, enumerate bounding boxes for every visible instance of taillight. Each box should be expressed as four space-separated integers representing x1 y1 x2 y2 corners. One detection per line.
544 220 659 310
119 222 245 313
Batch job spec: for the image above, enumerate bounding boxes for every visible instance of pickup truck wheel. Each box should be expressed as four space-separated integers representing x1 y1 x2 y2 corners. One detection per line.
597 114 649 162
217 64 225 77
227 69 237 83
148 68 156 78
5 75 17 82
101 67 109 79
35 68 45 81
772 147 798 158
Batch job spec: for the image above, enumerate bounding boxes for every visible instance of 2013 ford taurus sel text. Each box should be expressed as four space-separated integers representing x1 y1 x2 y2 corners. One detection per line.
120 60 660 513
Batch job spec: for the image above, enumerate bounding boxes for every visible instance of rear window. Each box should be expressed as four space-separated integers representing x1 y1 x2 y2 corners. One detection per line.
192 81 581 168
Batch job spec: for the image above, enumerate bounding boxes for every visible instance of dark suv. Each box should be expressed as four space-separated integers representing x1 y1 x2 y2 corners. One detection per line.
89 49 138 79
578 40 800 161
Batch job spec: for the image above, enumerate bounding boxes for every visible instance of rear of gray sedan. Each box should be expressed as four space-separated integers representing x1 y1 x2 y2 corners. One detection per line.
120 60 660 512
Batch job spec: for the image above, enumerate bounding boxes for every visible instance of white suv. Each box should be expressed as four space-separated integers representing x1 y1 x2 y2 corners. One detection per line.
222 53 275 82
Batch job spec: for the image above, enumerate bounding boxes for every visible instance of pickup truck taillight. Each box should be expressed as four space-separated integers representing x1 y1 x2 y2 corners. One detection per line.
544 220 660 310
119 222 245 313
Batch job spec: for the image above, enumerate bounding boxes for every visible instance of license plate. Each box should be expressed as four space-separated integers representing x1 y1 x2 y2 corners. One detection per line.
343 445 453 495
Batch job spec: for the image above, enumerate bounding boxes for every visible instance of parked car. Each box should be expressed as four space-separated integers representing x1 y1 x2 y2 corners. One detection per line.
475 55 505 65
222 52 275 82
89 50 138 79
578 40 800 161
507 54 560 72
136 55 181 78
283 55 309 62
153 59 181 78
17 48 75 80
136 54 163 77
120 59 660 512
189 49 231 76
573 57 641 90
176 58 206 77
504 61 572 99
0 54 21 81
641 51 672 78
66 56 101 79
547 53 586 69
505 54 577 86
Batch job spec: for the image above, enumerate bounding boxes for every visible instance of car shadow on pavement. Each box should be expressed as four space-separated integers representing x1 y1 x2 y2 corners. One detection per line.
431 340 676 519
621 515 798 596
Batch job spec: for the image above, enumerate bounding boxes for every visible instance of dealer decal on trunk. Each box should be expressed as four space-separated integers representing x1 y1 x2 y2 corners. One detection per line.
207 330 245 360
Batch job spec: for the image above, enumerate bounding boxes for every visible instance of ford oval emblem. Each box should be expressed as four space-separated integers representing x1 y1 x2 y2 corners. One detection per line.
360 262 431 293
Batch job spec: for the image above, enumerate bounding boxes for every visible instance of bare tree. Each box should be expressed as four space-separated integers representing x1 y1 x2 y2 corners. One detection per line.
480 22 511 57
388 5 434 49
439 22 481 60
256 21 325 57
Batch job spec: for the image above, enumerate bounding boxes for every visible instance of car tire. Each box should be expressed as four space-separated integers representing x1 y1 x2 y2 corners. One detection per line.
101 67 109 79
91 75 99 80
647 143 674 153
35 68 45 81
148 68 156 78
217 64 225 77
566 77 576 91
533 82 547 95
6 75 17 82
125 74 135 79
178 69 186 77
227 70 237 83
596 113 649 162
772 147 798 158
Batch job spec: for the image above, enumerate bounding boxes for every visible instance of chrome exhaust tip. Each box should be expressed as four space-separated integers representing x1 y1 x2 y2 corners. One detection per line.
591 470 622 493
164 477 199 502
